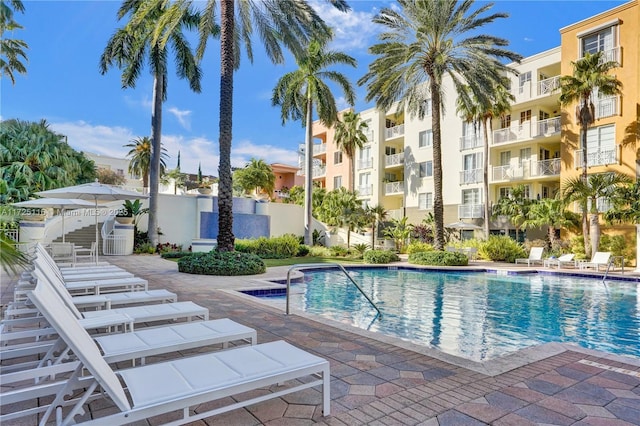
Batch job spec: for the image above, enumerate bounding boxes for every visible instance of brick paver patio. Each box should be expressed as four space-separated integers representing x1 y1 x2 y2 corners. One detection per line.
2 255 639 425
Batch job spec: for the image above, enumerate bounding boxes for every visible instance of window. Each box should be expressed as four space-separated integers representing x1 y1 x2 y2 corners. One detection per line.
462 188 480 204
116 169 124 176
418 193 433 210
581 26 615 56
499 187 512 199
333 175 342 188
463 152 482 171
419 161 433 178
539 111 550 121
500 114 511 129
418 130 433 148
385 146 396 156
518 71 531 94
500 151 511 166
420 99 432 116
583 124 616 166
519 148 531 167
333 151 343 164
520 110 531 123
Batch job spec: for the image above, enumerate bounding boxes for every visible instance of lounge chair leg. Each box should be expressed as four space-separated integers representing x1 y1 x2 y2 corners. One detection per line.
323 366 331 416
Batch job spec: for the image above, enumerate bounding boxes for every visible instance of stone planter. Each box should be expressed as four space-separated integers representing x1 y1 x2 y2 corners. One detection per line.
197 187 213 195
115 216 134 225
22 213 46 221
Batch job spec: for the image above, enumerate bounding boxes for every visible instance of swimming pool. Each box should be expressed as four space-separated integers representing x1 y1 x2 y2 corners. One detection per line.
256 268 639 362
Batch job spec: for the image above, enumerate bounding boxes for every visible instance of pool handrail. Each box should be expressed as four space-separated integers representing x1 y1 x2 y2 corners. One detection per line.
285 263 382 318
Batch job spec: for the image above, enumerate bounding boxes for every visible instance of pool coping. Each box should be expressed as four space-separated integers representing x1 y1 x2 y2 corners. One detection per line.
228 264 640 376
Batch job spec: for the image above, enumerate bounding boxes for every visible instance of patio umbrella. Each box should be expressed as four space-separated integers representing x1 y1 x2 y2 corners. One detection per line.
445 221 482 230
37 181 148 262
12 198 101 243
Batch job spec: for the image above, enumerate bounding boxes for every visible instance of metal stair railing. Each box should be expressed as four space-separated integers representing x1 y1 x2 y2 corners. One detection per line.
285 263 381 318
602 256 624 282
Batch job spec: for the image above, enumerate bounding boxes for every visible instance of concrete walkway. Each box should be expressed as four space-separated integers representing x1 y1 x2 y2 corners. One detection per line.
2 255 639 425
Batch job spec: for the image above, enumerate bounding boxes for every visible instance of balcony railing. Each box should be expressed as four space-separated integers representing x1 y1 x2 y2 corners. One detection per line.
458 204 484 219
460 134 483 151
574 149 617 168
493 117 560 145
597 47 621 65
312 144 326 155
358 185 373 197
531 158 561 177
537 75 561 96
492 165 524 181
384 181 404 195
385 152 404 167
365 129 374 141
312 166 326 178
536 117 561 136
385 124 405 139
595 96 619 119
459 168 483 184
358 158 373 170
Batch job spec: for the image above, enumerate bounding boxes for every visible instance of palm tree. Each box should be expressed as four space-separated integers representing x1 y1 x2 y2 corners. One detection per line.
562 172 632 257
272 38 357 245
233 158 275 197
604 179 640 225
100 0 202 247
163 0 346 252
334 111 368 191
124 137 168 190
367 204 388 249
457 80 513 239
492 184 532 242
0 0 28 85
559 51 622 256
359 0 521 251
522 197 579 252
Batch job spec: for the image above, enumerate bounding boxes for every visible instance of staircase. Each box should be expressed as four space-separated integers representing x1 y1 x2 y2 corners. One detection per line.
52 225 103 255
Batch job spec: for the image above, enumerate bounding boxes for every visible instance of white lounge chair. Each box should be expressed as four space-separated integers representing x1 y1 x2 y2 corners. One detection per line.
578 251 612 272
543 253 576 269
515 247 545 266
5 282 330 425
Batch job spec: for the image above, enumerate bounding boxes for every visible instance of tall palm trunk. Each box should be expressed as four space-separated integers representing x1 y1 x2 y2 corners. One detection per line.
148 73 163 246
217 0 235 252
429 78 445 250
482 119 490 240
350 156 355 192
304 96 314 246
579 104 591 257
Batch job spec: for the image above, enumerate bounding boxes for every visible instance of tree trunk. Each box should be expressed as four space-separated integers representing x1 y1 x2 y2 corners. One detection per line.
217 0 235 252
303 97 314 246
579 105 591 257
483 119 491 240
429 78 445 250
351 155 355 192
590 212 600 256
148 73 163 247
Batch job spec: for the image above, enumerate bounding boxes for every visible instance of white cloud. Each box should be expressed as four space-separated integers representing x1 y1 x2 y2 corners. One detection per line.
309 0 379 52
524 37 534 42
167 107 192 130
49 121 299 178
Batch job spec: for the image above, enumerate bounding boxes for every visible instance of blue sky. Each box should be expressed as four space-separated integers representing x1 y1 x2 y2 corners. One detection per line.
1 0 626 176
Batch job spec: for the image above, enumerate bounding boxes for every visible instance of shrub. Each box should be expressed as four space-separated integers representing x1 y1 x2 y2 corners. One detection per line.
600 234 635 266
352 243 370 256
309 246 331 257
478 235 527 263
407 241 434 254
178 251 266 276
156 242 182 254
160 251 192 259
297 244 310 257
234 234 300 259
329 245 348 257
363 249 400 264
133 242 156 254
408 251 468 266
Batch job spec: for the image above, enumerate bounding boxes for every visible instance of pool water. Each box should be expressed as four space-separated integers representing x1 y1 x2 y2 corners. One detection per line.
271 269 640 361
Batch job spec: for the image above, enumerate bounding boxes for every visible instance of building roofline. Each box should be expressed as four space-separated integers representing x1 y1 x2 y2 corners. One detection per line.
559 0 637 33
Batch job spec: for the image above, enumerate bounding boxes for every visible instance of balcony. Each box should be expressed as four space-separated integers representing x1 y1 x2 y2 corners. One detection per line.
595 96 619 119
458 204 484 219
385 124 405 140
459 168 483 185
492 116 560 145
385 152 404 168
537 75 561 96
312 144 326 156
574 149 617 168
358 158 373 170
312 166 326 178
384 181 404 195
358 185 373 197
531 158 561 177
597 47 621 65
492 165 524 181
460 134 483 151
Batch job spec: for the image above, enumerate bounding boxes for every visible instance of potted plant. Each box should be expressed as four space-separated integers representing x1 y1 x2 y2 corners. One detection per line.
115 200 144 224
196 164 213 194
